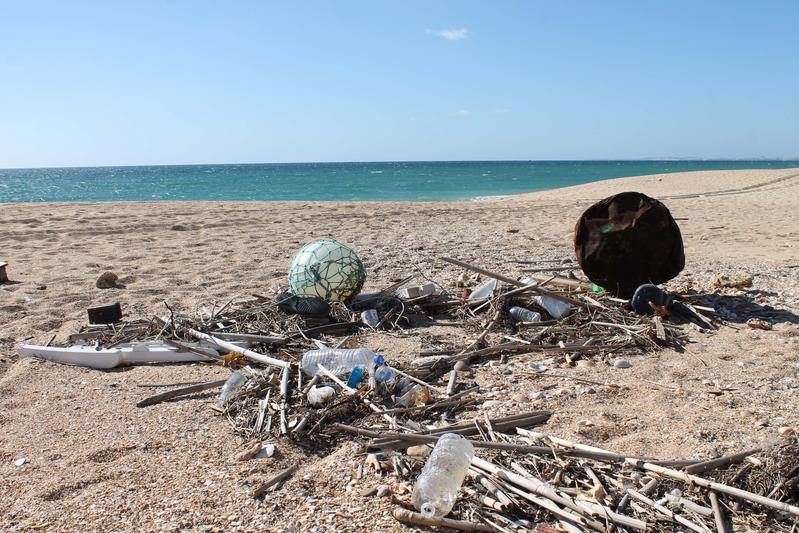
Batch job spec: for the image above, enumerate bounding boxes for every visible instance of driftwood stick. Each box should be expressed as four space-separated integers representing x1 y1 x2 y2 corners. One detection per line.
209 332 287 345
497 479 596 532
388 365 445 393
250 465 298 498
391 508 493 532
518 429 698 468
186 328 289 369
280 366 290 400
136 378 228 408
684 447 761 475
446 369 458 395
511 461 646 531
441 256 596 310
459 309 502 355
369 413 552 449
626 489 710 533
708 491 732 533
163 338 224 361
521 272 594 291
471 457 606 532
626 459 799 517
470 472 513 510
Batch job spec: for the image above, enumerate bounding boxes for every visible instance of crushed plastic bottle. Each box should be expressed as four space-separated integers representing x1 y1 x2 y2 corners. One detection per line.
217 370 247 406
520 277 571 319
361 309 379 327
301 347 376 377
468 278 498 301
374 355 395 383
412 433 475 517
506 306 541 323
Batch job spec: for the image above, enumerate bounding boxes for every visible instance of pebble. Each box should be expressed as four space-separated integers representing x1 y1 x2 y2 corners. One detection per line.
778 426 795 438
577 419 595 428
95 271 118 289
14 458 28 467
359 486 377 497
576 359 594 368
453 360 470 372
529 391 546 400
612 358 631 369
376 485 391 498
406 445 430 458
530 363 547 373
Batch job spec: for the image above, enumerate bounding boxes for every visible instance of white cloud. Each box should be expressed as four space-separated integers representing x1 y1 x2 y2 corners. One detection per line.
451 109 470 117
430 28 468 41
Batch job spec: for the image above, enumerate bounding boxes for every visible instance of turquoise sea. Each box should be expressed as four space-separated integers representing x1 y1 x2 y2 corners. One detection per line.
1 160 798 203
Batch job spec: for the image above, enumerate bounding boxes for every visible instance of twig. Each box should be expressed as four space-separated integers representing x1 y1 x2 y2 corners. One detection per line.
250 465 298 498
136 378 228 408
186 328 289 369
626 459 799 517
684 447 761 475
708 491 732 533
626 488 710 533
441 256 596 310
391 508 493 532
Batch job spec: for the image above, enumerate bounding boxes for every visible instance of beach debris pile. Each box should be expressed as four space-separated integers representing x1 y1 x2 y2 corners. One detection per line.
15 193 799 531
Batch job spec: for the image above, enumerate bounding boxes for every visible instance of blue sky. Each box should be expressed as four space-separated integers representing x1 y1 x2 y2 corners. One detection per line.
1 1 797 167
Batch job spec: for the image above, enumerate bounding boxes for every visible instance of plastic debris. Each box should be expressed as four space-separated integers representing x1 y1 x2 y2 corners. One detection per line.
412 433 474 517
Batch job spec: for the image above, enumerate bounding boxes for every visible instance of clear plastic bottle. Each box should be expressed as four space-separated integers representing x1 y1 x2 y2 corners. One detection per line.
468 278 498 301
217 370 247 406
520 277 571 319
412 433 475 517
506 306 541 322
301 347 376 377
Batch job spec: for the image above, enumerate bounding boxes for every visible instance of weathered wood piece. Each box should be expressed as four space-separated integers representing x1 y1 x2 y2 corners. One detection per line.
391 508 494 532
136 378 228 408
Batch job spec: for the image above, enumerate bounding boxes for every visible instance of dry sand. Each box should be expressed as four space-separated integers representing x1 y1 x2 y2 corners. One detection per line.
1 168 799 531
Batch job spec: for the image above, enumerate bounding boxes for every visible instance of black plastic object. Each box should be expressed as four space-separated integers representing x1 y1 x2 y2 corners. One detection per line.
87 302 123 324
574 191 685 297
274 292 330 318
630 284 673 315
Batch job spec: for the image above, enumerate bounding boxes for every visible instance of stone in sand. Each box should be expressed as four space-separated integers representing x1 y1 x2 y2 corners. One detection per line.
96 271 118 289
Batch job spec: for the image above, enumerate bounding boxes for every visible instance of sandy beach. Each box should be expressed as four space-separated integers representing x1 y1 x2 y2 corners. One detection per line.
2 168 799 531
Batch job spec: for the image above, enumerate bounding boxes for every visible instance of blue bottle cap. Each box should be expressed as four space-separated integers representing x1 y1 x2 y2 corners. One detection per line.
374 354 385 365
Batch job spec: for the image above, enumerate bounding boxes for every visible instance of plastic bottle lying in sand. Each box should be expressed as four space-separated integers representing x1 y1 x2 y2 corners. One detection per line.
412 433 475 517
301 348 376 377
520 277 571 319
468 278 498 301
217 370 247 406
506 306 541 323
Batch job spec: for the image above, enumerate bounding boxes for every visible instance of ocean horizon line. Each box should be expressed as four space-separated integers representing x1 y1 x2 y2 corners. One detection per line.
3 160 799 203
3 157 799 172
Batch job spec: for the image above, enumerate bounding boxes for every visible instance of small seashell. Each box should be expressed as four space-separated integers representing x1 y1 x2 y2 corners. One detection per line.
612 358 631 369
778 426 795 438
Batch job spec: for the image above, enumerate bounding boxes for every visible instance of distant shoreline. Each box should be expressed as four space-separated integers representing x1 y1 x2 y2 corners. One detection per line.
2 161 799 203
